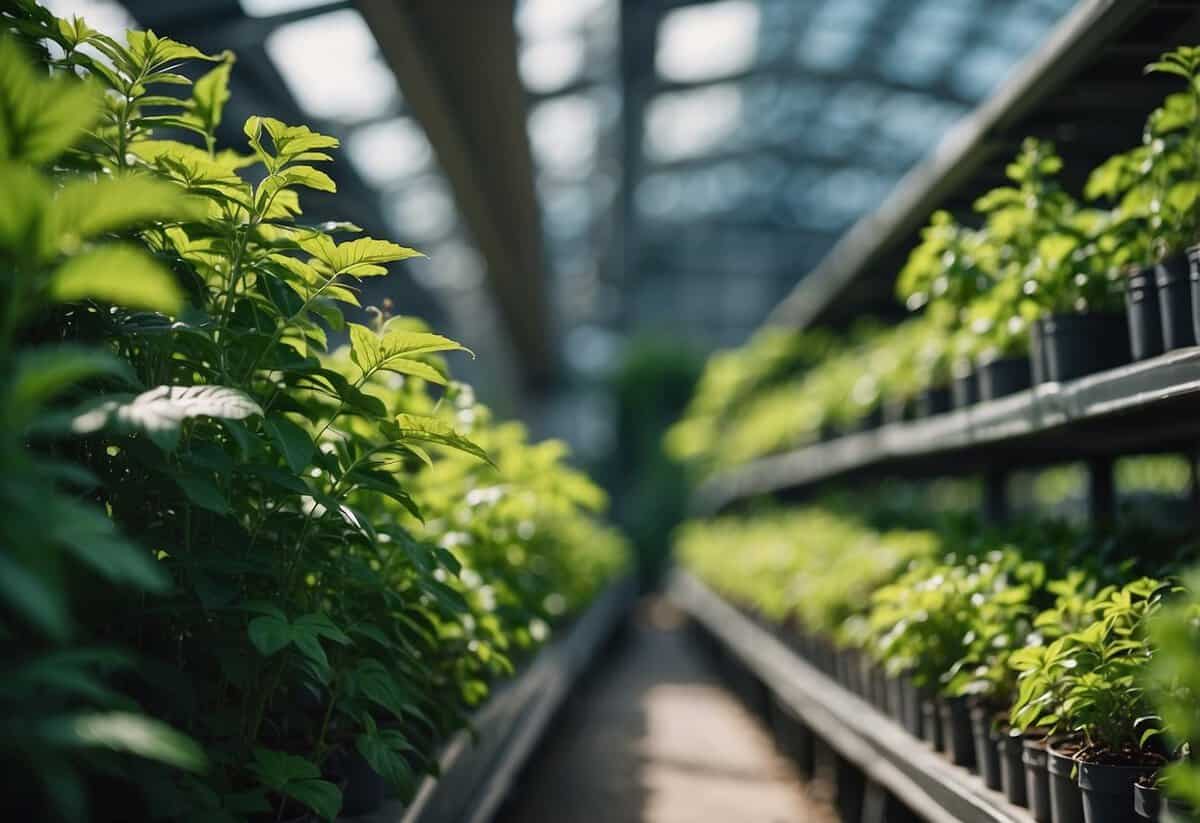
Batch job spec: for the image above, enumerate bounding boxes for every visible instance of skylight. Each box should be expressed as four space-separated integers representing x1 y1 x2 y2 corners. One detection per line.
266 8 396 123
238 0 334 17
346 118 433 188
655 0 760 84
644 83 743 163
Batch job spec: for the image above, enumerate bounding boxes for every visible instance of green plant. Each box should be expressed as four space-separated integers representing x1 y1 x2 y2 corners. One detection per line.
0 4 627 820
1012 579 1169 764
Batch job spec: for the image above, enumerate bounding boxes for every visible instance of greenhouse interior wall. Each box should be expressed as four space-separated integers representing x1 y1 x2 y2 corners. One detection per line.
5 0 1200 821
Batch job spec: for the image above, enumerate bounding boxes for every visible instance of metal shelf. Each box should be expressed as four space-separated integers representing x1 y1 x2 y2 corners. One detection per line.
348 576 636 823
671 572 1036 823
696 347 1200 513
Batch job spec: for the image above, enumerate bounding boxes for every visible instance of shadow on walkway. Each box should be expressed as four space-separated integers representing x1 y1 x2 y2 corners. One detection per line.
495 599 836 823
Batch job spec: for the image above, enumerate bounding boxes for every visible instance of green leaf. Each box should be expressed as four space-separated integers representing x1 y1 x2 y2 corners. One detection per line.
281 779 341 822
0 35 102 164
49 244 184 314
392 414 491 465
188 56 233 136
352 659 416 720
292 613 351 645
355 732 416 796
250 747 320 789
0 161 49 252
57 711 206 772
72 385 263 450
9 345 134 424
300 235 423 277
176 472 231 515
264 415 314 473
40 175 203 261
248 615 291 657
0 552 69 641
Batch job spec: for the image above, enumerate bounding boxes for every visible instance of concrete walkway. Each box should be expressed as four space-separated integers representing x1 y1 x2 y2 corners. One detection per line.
496 599 836 823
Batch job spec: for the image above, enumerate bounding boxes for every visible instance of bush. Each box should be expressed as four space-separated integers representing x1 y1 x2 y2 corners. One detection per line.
0 5 626 820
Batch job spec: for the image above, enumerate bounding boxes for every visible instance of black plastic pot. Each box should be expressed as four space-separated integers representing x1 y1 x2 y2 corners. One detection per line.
901 678 923 738
1049 745 1085 823
1127 266 1165 361
1078 760 1157 823
1000 733 1030 807
1156 253 1196 351
923 698 944 752
335 750 387 816
917 385 952 418
1024 738 1053 823
1135 782 1161 821
1042 312 1131 382
952 369 978 409
940 697 976 769
970 707 1003 790
1030 317 1050 385
977 356 1032 401
886 676 905 723
1189 244 1200 345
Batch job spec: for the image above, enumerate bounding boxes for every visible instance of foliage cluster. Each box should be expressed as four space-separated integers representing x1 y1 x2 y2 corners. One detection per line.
0 5 626 821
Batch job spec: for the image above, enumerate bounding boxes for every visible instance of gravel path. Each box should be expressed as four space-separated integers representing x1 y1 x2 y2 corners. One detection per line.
496 599 838 823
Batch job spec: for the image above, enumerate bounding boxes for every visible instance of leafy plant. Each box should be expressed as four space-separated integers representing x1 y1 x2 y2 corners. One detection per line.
0 4 627 821
1146 570 1200 807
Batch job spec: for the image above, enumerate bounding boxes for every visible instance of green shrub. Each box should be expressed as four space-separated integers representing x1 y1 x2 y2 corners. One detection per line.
0 5 626 820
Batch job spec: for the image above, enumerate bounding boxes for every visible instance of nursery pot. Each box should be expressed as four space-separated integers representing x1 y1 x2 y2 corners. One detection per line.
1030 317 1050 385
940 697 977 769
1135 781 1161 822
1024 738 1053 823
1042 312 1131 382
922 698 945 752
952 370 978 409
977 356 1032 401
1048 744 1085 823
1126 266 1165 361
1078 759 1158 823
1188 244 1200 344
1156 253 1196 351
902 678 923 738
1000 732 1030 808
970 707 1003 790
917 385 952 418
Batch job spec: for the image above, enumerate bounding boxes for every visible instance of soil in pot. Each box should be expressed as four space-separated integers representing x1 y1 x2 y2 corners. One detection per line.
1049 740 1085 823
1077 749 1163 823
940 696 977 770
1126 266 1164 360
1000 731 1030 807
1024 737 1053 823
1135 778 1161 822
970 706 1003 790
1156 253 1196 351
952 370 978 409
1042 312 1131 381
923 698 945 752
977 356 1032 401
1031 317 1050 385
917 385 952 418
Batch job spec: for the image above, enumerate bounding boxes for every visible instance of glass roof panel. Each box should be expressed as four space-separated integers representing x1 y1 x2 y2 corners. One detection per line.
655 0 760 83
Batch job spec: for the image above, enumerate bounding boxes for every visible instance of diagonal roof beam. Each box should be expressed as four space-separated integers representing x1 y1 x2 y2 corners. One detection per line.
356 0 555 389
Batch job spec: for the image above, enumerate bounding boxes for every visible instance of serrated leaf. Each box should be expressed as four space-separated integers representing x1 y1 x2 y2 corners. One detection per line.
72 385 263 450
392 414 491 464
0 36 102 164
355 733 416 796
49 243 184 314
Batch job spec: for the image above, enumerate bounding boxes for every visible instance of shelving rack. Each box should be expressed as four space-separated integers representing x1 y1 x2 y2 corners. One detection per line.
678 2 1200 822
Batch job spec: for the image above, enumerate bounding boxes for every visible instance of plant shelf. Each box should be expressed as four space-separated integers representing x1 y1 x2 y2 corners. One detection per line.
347 575 636 823
670 571 1037 823
696 347 1200 513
